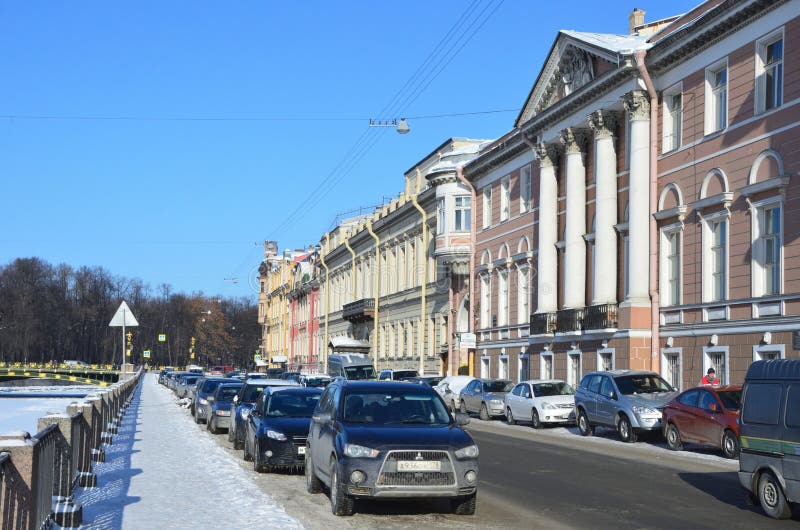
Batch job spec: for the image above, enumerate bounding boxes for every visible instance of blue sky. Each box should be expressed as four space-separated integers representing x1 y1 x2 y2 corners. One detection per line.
1 1 699 299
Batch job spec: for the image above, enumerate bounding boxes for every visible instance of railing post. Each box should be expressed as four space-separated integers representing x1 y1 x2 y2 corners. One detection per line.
67 404 97 488
36 415 82 527
0 434 36 530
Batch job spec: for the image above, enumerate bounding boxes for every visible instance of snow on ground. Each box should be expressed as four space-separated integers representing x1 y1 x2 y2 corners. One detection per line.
73 374 302 530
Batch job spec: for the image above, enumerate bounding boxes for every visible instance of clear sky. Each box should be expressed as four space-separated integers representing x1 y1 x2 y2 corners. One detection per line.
1 1 700 300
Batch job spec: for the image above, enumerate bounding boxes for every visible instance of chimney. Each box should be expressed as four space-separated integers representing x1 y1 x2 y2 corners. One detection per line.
628 8 645 35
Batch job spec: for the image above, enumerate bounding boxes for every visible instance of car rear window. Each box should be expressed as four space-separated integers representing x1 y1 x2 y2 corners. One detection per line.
243 385 267 402
532 382 574 396
614 374 673 395
742 383 782 425
483 380 513 393
717 390 741 411
266 393 320 418
217 386 241 401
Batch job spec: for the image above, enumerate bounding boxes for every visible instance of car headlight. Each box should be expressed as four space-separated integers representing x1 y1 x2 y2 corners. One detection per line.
241 408 249 420
267 430 287 441
489 399 503 405
343 444 380 458
541 402 556 410
199 398 209 405
631 406 658 415
455 444 479 459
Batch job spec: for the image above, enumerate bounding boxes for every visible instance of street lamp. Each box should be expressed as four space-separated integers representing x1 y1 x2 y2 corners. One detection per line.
369 118 410 134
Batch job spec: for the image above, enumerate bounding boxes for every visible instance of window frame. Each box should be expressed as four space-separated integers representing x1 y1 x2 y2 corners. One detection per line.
454 195 471 232
482 186 492 228
437 197 446 234
497 268 509 327
701 210 729 303
596 348 615 372
500 175 511 222
704 58 729 135
755 28 784 114
703 345 729 386
661 347 683 391
662 83 683 153
659 222 683 307
751 196 783 297
520 164 532 214
540 352 554 380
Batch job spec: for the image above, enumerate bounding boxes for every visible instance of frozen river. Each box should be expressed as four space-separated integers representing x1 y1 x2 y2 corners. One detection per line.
0 383 100 435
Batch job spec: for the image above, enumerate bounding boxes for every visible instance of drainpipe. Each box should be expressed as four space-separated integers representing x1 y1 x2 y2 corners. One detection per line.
319 234 331 370
343 236 357 302
410 192 428 377
366 221 381 371
635 49 660 372
455 166 476 377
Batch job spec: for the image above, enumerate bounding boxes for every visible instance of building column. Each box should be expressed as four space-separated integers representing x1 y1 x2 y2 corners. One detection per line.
560 128 588 309
588 110 619 305
534 142 560 313
623 91 650 305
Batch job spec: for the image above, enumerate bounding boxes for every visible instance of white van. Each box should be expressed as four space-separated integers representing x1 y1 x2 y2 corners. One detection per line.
327 353 376 380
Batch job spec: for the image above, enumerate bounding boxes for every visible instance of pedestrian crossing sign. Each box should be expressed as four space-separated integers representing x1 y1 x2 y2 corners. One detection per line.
143 350 151 358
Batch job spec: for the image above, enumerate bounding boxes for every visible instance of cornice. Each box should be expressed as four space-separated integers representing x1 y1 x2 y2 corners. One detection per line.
463 137 528 182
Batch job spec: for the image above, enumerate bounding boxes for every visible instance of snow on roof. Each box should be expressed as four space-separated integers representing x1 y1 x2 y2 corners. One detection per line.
560 30 650 54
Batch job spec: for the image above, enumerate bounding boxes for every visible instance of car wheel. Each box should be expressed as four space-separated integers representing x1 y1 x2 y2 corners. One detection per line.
305 453 323 494
228 424 235 442
451 492 476 515
233 437 243 450
253 451 262 473
721 429 739 459
665 423 683 451
208 419 217 434
330 462 355 516
758 471 791 519
460 401 467 414
617 415 638 443
243 436 253 462
531 408 542 429
479 403 490 421
506 407 516 425
577 409 594 437
194 412 202 424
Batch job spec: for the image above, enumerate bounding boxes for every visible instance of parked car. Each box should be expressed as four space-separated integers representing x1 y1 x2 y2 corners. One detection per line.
176 374 203 399
739 359 800 519
64 360 91 369
243 386 323 472
459 378 513 420
305 380 479 516
228 379 300 449
574 370 678 443
504 379 576 428
662 385 742 458
406 374 444 387
299 373 332 388
280 371 302 382
377 369 419 381
434 375 476 412
327 353 376 380
206 382 243 434
193 377 240 424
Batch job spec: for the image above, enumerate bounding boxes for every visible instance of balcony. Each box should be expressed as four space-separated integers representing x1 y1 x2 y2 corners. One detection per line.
530 312 557 335
583 303 619 330
342 298 376 323
556 308 584 333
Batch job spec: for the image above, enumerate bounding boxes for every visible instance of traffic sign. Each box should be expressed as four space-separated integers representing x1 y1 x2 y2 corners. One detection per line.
254 354 262 362
459 332 476 349
158 334 166 342
143 350 151 358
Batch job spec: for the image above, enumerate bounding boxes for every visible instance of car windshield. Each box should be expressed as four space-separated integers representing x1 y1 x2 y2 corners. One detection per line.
343 365 376 380
201 381 222 394
717 390 742 411
342 390 451 425
532 382 575 396
216 387 240 401
266 393 320 418
185 377 200 385
304 377 330 388
614 374 673 395
243 385 267 402
483 380 513 393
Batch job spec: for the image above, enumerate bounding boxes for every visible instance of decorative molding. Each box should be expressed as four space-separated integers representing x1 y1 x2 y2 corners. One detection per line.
693 191 733 213
587 110 619 139
653 205 688 223
740 176 790 197
559 127 589 154
534 142 561 167
623 90 650 121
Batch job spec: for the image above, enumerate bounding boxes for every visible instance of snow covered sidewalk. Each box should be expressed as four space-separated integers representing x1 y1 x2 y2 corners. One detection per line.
73 373 302 529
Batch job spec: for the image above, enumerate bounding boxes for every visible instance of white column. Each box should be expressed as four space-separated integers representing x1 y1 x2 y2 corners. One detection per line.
588 110 619 305
560 128 588 309
534 143 560 313
623 91 650 305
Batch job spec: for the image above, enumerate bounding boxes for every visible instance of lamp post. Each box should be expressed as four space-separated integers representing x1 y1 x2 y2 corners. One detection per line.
369 118 410 134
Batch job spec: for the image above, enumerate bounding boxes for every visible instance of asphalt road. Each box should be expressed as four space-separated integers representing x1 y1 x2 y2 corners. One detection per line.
467 420 798 529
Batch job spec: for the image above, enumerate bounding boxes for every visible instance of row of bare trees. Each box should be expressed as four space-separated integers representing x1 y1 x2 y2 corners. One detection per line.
0 258 260 368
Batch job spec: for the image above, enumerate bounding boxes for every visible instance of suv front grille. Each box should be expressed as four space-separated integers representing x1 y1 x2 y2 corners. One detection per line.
376 450 455 487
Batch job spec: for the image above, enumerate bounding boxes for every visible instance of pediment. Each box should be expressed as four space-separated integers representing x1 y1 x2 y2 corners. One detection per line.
515 31 647 127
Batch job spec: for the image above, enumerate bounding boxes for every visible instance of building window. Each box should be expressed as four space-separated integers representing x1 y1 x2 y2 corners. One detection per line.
517 265 530 325
454 196 471 232
480 355 490 379
540 352 554 380
662 85 682 152
753 344 784 362
567 350 582 387
597 348 614 372
499 355 509 379
520 165 532 213
480 274 491 329
482 187 492 228
660 227 682 306
757 30 783 113
753 201 782 297
500 176 510 222
705 60 728 134
437 198 446 233
661 347 682 391
518 353 529 382
703 346 728 385
498 268 509 327
703 213 728 303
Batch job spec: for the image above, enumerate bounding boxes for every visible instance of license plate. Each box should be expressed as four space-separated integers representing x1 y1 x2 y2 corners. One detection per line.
397 460 441 472
297 446 306 455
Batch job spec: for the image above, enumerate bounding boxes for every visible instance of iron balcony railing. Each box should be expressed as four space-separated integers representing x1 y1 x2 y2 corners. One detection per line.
583 303 619 330
556 308 584 332
530 312 557 335
342 298 376 323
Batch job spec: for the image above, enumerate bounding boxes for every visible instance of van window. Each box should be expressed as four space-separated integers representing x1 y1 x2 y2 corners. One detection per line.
742 383 782 425
786 385 800 428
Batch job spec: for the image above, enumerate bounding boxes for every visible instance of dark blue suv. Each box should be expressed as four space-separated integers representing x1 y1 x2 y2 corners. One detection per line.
305 380 479 516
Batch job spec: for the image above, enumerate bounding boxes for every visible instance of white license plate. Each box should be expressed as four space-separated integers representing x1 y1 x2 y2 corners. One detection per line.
397 460 441 472
297 446 306 455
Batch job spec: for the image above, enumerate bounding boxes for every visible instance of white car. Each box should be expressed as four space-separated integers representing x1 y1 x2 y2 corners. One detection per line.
434 375 476 412
504 379 576 428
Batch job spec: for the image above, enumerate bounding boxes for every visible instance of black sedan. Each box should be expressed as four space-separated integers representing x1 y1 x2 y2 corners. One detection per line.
243 386 322 472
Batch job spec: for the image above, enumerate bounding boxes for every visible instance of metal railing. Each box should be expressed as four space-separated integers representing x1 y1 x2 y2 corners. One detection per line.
583 303 619 330
556 308 584 332
530 312 557 335
342 298 376 322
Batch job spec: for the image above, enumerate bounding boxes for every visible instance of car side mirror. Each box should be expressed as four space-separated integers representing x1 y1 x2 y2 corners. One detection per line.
610 392 618 400
233 396 239 404
455 413 470 427
313 412 331 424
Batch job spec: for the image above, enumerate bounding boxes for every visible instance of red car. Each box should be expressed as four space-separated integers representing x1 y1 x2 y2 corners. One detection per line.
661 385 742 459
